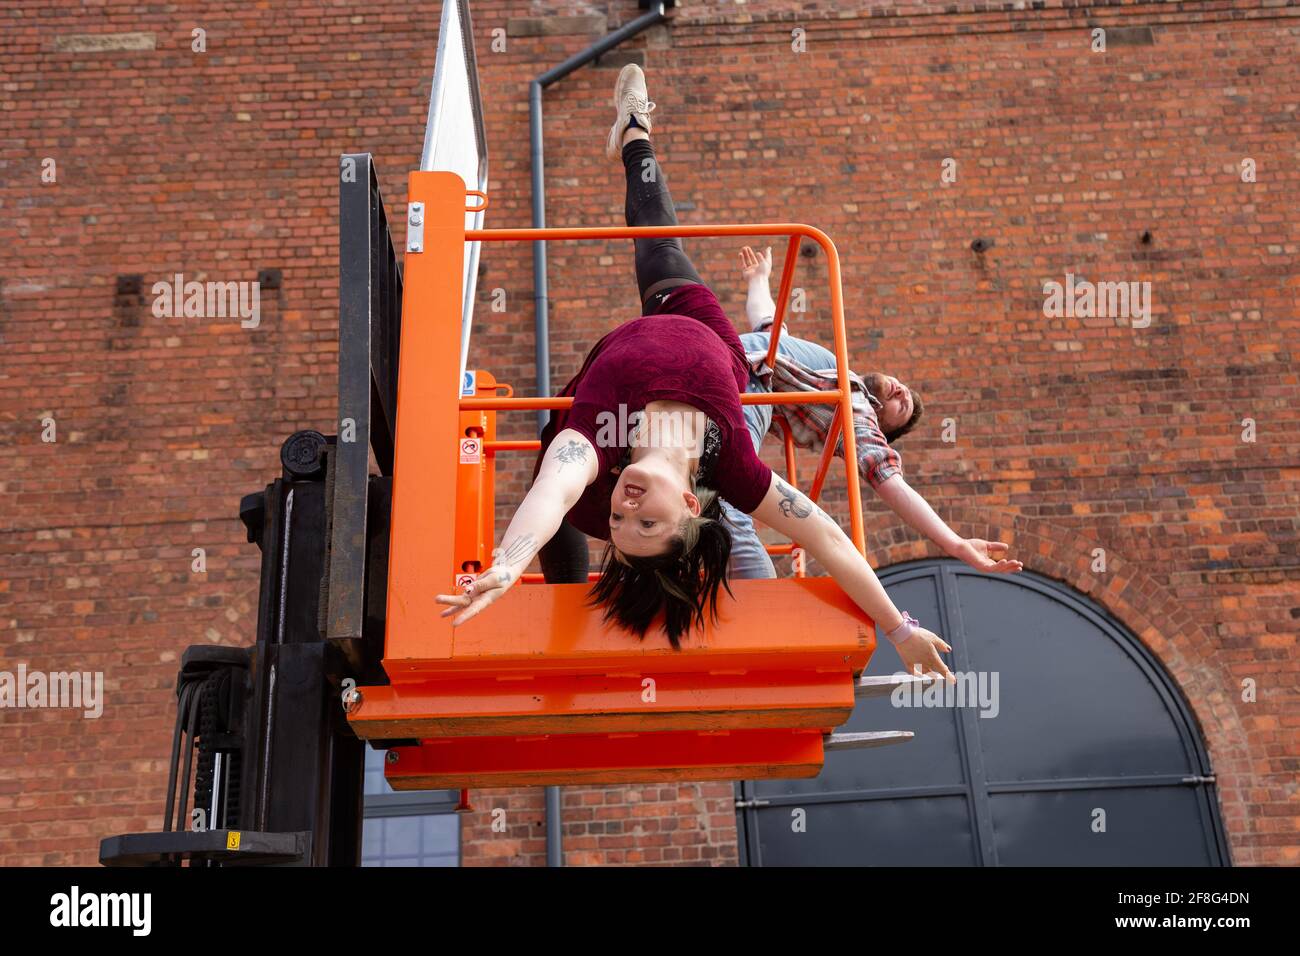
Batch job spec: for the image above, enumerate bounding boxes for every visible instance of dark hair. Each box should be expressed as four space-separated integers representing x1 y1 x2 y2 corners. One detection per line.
883 388 924 443
586 485 733 650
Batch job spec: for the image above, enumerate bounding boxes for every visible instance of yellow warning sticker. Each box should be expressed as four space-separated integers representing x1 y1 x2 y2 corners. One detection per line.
227 831 241 850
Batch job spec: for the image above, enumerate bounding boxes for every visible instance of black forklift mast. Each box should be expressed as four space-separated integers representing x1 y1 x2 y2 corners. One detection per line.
100 156 408 866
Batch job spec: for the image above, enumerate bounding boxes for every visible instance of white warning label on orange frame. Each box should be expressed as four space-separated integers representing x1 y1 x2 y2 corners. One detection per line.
459 437 481 464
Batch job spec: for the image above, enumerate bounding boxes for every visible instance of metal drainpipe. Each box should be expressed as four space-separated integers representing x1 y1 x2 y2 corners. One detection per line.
530 1 670 869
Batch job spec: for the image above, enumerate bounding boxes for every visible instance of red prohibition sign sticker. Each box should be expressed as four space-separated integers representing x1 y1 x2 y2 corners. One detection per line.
459 437 481 464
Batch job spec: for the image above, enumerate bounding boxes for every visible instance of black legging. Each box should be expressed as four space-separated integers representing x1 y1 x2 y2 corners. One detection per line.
622 138 704 305
538 137 702 583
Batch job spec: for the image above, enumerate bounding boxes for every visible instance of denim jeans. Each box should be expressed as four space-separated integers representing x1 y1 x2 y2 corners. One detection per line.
722 332 838 579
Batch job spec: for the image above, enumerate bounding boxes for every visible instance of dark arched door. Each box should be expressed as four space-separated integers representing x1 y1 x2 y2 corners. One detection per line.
736 561 1228 866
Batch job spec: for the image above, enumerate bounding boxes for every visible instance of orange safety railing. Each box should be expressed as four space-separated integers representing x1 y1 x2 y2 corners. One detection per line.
460 222 866 558
356 175 879 783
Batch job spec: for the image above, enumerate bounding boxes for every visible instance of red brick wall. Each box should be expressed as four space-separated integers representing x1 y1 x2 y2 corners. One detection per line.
1 1 1296 866
459 783 738 867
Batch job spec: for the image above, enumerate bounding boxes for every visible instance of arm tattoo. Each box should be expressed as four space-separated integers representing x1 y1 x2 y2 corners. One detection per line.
776 479 814 519
495 533 537 568
776 479 839 528
553 440 590 471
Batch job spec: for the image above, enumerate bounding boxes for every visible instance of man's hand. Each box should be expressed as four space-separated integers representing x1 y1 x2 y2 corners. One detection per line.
739 244 772 281
948 538 1023 574
894 626 956 684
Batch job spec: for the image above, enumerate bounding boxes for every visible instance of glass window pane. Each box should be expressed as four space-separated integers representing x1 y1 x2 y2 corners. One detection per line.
361 813 460 867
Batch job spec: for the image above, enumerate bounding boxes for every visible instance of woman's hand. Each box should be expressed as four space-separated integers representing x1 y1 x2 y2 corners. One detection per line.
739 244 772 282
437 436 596 628
894 626 955 684
435 566 517 627
434 538 535 626
948 538 1023 574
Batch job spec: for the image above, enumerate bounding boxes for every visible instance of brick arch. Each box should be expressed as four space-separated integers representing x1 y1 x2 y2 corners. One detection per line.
863 507 1251 856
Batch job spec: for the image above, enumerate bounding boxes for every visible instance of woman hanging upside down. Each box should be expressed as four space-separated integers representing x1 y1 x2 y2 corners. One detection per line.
435 64 954 682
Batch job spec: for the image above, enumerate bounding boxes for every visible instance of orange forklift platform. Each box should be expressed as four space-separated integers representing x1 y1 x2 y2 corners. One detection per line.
341 170 910 788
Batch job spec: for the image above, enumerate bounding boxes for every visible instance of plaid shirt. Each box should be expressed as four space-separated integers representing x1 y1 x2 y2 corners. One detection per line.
744 346 903 490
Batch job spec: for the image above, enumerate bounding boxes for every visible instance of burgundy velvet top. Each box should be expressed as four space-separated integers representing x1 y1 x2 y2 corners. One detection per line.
534 284 773 541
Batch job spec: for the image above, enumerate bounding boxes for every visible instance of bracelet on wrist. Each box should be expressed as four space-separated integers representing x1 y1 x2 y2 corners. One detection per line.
883 611 920 646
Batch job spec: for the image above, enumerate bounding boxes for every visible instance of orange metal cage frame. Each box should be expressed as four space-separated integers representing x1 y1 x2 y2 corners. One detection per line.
346 172 880 786
459 221 867 562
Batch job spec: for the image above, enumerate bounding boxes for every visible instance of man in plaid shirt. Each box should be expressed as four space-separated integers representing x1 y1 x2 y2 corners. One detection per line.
723 245 1022 579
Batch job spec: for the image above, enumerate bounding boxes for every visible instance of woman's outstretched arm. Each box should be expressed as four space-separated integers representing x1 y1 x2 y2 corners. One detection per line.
750 474 955 681
435 429 599 626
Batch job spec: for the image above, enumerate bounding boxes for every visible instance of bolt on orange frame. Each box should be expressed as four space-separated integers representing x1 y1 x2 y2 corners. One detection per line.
347 171 877 785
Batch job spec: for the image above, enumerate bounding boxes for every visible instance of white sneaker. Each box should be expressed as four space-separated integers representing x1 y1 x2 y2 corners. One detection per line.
606 63 656 160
